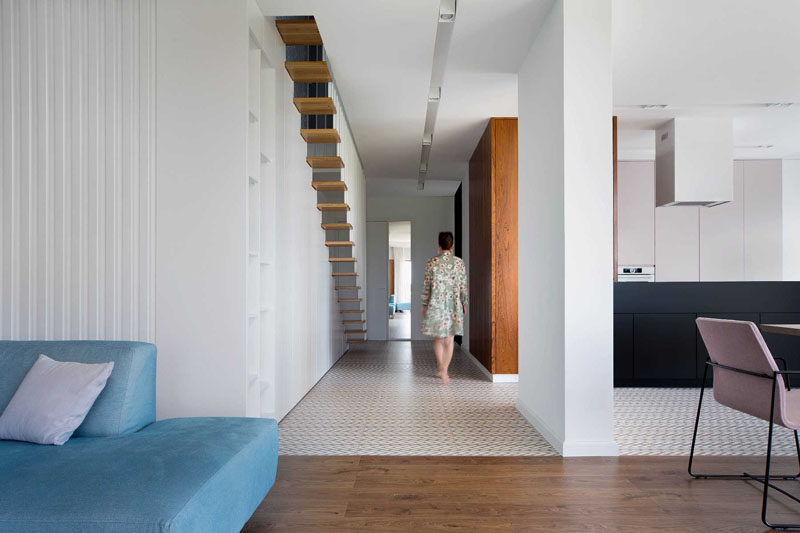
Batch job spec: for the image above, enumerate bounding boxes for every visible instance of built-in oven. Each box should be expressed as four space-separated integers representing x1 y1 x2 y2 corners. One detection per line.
617 265 655 282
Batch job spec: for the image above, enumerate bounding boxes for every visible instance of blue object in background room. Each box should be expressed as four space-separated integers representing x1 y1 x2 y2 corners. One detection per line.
0 341 279 533
388 294 397 317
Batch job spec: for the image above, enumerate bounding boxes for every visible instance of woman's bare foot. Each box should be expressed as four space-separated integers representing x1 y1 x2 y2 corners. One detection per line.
441 373 450 384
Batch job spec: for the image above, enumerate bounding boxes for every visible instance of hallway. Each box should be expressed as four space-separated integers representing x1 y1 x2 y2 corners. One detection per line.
280 340 799 457
278 341 554 456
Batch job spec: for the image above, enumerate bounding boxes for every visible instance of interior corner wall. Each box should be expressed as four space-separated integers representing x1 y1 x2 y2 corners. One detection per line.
155 0 249 419
366 196 454 341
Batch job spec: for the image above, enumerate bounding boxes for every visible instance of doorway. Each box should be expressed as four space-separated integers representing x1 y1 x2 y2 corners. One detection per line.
388 221 411 340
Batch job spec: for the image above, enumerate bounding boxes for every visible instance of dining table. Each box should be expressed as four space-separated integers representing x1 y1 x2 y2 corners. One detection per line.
760 324 800 337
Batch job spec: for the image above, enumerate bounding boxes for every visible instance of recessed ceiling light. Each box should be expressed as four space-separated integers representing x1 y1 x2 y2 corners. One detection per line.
640 104 669 110
735 144 775 149
765 103 793 108
439 0 456 22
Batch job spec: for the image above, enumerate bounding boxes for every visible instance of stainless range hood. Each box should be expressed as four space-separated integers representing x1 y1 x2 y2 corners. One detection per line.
655 117 733 207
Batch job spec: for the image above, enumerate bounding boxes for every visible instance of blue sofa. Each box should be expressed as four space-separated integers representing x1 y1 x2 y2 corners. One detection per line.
0 341 279 533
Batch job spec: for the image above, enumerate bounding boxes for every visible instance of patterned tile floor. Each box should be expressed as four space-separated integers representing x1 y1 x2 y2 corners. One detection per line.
278 341 798 457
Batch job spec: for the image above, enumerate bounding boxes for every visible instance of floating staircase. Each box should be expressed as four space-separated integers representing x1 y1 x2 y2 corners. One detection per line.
279 16 365 345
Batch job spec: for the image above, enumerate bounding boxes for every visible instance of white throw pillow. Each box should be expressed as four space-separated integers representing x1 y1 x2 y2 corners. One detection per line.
0 354 114 445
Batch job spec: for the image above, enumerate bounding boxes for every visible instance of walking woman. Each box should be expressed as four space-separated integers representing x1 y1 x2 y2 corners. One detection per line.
421 232 468 384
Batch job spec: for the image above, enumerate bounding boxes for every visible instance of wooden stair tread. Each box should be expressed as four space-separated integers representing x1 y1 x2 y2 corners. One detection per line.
331 272 356 276
325 241 354 247
307 156 344 169
340 309 364 313
343 320 366 324
329 257 356 262
312 181 347 191
317 203 350 211
285 61 332 83
335 286 361 290
293 97 336 115
345 330 367 335
275 19 322 46
301 129 341 144
322 222 352 230
338 298 362 302
348 339 367 343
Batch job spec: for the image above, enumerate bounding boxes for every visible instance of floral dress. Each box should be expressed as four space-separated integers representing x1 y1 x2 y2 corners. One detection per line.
421 251 469 338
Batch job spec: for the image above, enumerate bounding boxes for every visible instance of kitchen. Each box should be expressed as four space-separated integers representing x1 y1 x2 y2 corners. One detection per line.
614 116 800 386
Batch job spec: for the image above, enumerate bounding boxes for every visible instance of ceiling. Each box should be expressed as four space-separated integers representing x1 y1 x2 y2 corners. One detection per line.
259 0 800 195
613 0 800 160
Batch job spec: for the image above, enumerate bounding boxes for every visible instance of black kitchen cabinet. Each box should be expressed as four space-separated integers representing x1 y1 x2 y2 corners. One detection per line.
614 314 634 384
760 313 800 376
633 314 698 382
614 282 800 387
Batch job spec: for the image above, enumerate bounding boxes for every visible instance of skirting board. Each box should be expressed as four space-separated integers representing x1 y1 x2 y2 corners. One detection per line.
462 349 519 382
516 400 619 457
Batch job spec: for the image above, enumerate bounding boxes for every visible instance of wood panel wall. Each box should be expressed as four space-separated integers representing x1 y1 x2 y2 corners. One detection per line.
469 118 518 375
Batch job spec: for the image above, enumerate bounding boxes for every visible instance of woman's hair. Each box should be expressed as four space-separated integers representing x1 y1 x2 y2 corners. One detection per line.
438 231 454 251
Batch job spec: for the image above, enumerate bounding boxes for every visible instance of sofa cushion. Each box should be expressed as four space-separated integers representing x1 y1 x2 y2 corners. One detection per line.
0 341 156 437
0 355 114 445
0 417 279 533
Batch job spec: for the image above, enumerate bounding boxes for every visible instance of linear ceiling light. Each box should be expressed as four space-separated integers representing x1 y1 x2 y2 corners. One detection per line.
423 134 433 146
428 87 441 102
439 0 456 22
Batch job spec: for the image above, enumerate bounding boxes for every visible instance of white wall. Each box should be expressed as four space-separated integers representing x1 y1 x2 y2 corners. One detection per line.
655 206 699 281
155 0 249 418
784 160 800 281
618 159 786 281
744 160 782 281
366 196 454 341
617 161 654 265
517 0 616 456
1 0 156 341
700 161 744 280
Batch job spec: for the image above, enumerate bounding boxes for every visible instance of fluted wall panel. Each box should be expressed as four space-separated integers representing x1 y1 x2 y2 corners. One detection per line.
0 0 155 341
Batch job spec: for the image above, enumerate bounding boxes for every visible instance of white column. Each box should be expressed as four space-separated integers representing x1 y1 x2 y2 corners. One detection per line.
155 0 249 419
517 0 617 456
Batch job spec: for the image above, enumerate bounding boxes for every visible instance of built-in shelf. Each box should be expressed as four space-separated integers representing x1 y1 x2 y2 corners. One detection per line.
249 110 259 123
249 176 259 185
260 153 271 164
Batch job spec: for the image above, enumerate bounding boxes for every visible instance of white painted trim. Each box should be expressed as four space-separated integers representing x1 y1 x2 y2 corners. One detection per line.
491 373 519 383
516 400 619 457
516 399 564 454
561 439 619 457
462 348 519 382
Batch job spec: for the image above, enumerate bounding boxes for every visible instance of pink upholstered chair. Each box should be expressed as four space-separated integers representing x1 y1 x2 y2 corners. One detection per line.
693 317 800 529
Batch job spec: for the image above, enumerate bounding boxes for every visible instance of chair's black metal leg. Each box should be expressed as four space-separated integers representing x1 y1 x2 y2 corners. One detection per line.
757 375 800 530
689 363 800 481
688 363 708 478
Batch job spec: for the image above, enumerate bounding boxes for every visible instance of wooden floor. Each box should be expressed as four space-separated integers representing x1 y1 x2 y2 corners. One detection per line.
243 455 800 532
